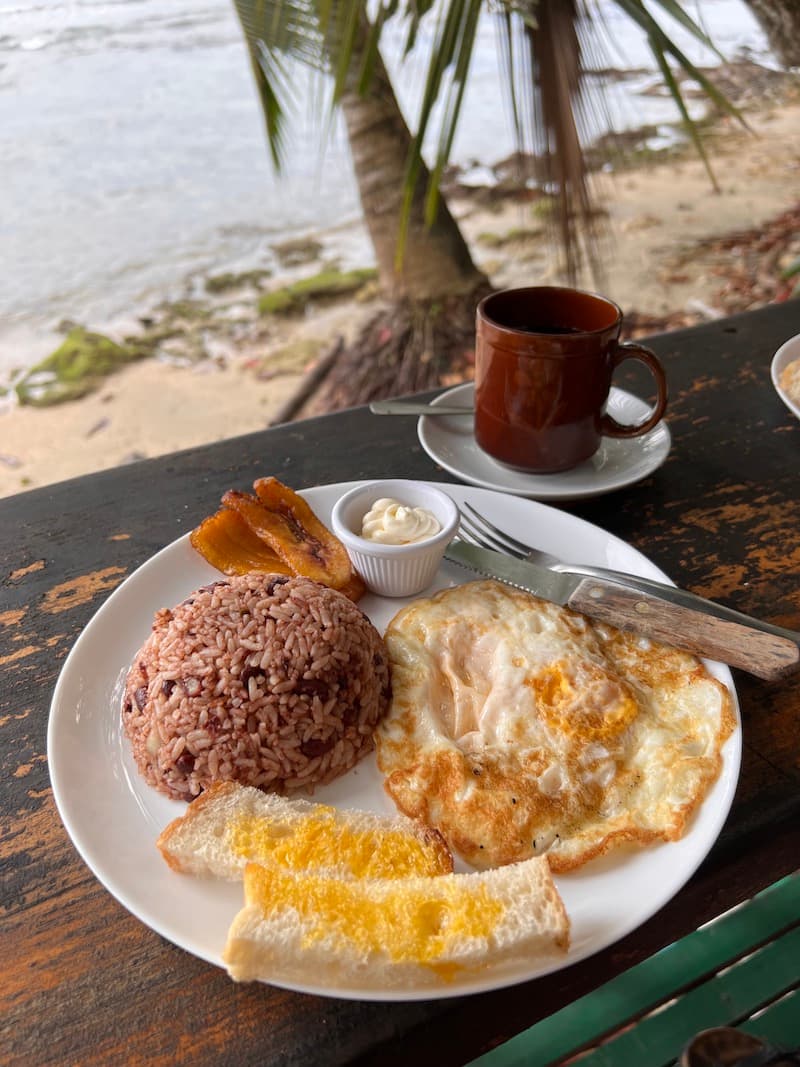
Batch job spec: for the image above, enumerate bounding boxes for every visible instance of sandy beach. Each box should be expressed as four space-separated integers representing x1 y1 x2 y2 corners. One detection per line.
1 94 799 499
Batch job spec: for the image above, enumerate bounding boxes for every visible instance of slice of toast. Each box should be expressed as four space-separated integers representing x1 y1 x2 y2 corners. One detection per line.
223 856 570 990
157 780 453 880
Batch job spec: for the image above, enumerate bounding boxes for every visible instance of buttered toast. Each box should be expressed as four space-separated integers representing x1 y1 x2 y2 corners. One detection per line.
223 856 570 989
157 780 453 880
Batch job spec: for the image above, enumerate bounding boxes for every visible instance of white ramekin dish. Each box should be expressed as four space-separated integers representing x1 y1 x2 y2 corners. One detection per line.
771 331 800 422
331 479 459 597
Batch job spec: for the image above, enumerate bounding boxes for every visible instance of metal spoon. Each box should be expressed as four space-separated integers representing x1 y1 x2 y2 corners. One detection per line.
369 400 473 416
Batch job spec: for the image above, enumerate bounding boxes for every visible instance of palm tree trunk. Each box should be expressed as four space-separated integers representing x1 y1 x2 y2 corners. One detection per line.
745 0 800 67
310 40 490 406
339 50 486 302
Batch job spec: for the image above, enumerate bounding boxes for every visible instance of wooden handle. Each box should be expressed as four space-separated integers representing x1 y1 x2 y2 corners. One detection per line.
567 578 800 680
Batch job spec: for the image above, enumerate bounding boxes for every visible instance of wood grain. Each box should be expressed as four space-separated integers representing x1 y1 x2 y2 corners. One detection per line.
567 576 799 679
1 301 799 1067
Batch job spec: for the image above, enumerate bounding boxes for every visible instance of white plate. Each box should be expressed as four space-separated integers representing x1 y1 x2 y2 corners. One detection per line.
771 332 800 421
418 383 671 500
48 482 740 1002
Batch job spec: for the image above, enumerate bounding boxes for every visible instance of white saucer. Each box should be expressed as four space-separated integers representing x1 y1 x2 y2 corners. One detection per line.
771 332 800 422
417 382 671 501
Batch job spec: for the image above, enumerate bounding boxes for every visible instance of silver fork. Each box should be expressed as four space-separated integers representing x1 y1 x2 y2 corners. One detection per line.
456 500 800 646
459 501 563 569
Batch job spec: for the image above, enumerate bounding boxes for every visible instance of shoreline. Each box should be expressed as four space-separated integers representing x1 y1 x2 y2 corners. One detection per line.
1 86 799 498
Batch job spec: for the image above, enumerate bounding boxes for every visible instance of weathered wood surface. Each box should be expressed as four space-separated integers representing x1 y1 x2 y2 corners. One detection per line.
1 301 799 1067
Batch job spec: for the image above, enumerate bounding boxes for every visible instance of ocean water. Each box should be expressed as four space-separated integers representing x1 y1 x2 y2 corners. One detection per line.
0 0 770 375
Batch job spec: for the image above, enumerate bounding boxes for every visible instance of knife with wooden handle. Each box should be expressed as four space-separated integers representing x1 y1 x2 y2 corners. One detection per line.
445 541 800 681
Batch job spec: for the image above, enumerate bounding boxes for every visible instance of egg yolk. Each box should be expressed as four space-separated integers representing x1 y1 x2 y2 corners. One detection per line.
531 660 639 742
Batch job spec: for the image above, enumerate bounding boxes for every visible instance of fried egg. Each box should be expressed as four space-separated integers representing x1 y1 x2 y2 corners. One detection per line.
375 580 736 872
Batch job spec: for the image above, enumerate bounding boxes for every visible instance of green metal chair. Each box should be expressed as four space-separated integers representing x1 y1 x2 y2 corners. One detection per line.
469 873 800 1067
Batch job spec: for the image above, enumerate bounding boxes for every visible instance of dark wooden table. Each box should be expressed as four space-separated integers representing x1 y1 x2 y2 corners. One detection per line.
2 301 799 1067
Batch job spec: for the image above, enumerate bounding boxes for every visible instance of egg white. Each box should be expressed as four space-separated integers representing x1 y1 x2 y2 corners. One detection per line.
375 580 736 872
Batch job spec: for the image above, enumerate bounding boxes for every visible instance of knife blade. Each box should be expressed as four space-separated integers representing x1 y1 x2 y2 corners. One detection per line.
444 540 800 681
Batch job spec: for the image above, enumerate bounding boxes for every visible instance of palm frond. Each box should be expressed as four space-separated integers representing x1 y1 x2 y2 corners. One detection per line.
231 0 328 167
646 0 727 63
423 0 484 227
615 0 750 128
394 0 486 262
252 43 292 168
328 0 364 102
232 0 745 284
647 29 719 191
496 7 524 147
399 0 437 56
529 0 605 282
356 4 390 94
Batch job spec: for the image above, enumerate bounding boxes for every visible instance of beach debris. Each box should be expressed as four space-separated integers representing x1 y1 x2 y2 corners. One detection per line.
271 237 323 268
476 226 545 249
686 299 725 320
685 202 800 312
622 201 800 338
269 338 345 426
249 339 323 380
86 417 110 438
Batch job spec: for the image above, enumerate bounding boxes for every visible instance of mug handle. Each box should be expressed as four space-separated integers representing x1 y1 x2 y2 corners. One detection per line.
600 341 668 438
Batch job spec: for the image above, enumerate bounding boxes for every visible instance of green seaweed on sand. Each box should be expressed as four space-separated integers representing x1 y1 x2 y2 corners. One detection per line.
205 268 273 294
258 268 377 316
14 326 152 407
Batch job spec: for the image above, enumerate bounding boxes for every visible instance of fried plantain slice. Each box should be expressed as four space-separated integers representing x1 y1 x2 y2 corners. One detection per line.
337 568 367 603
189 508 293 577
223 482 353 590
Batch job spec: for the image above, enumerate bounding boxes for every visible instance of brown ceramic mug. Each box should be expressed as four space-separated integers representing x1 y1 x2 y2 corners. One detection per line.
474 286 668 474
